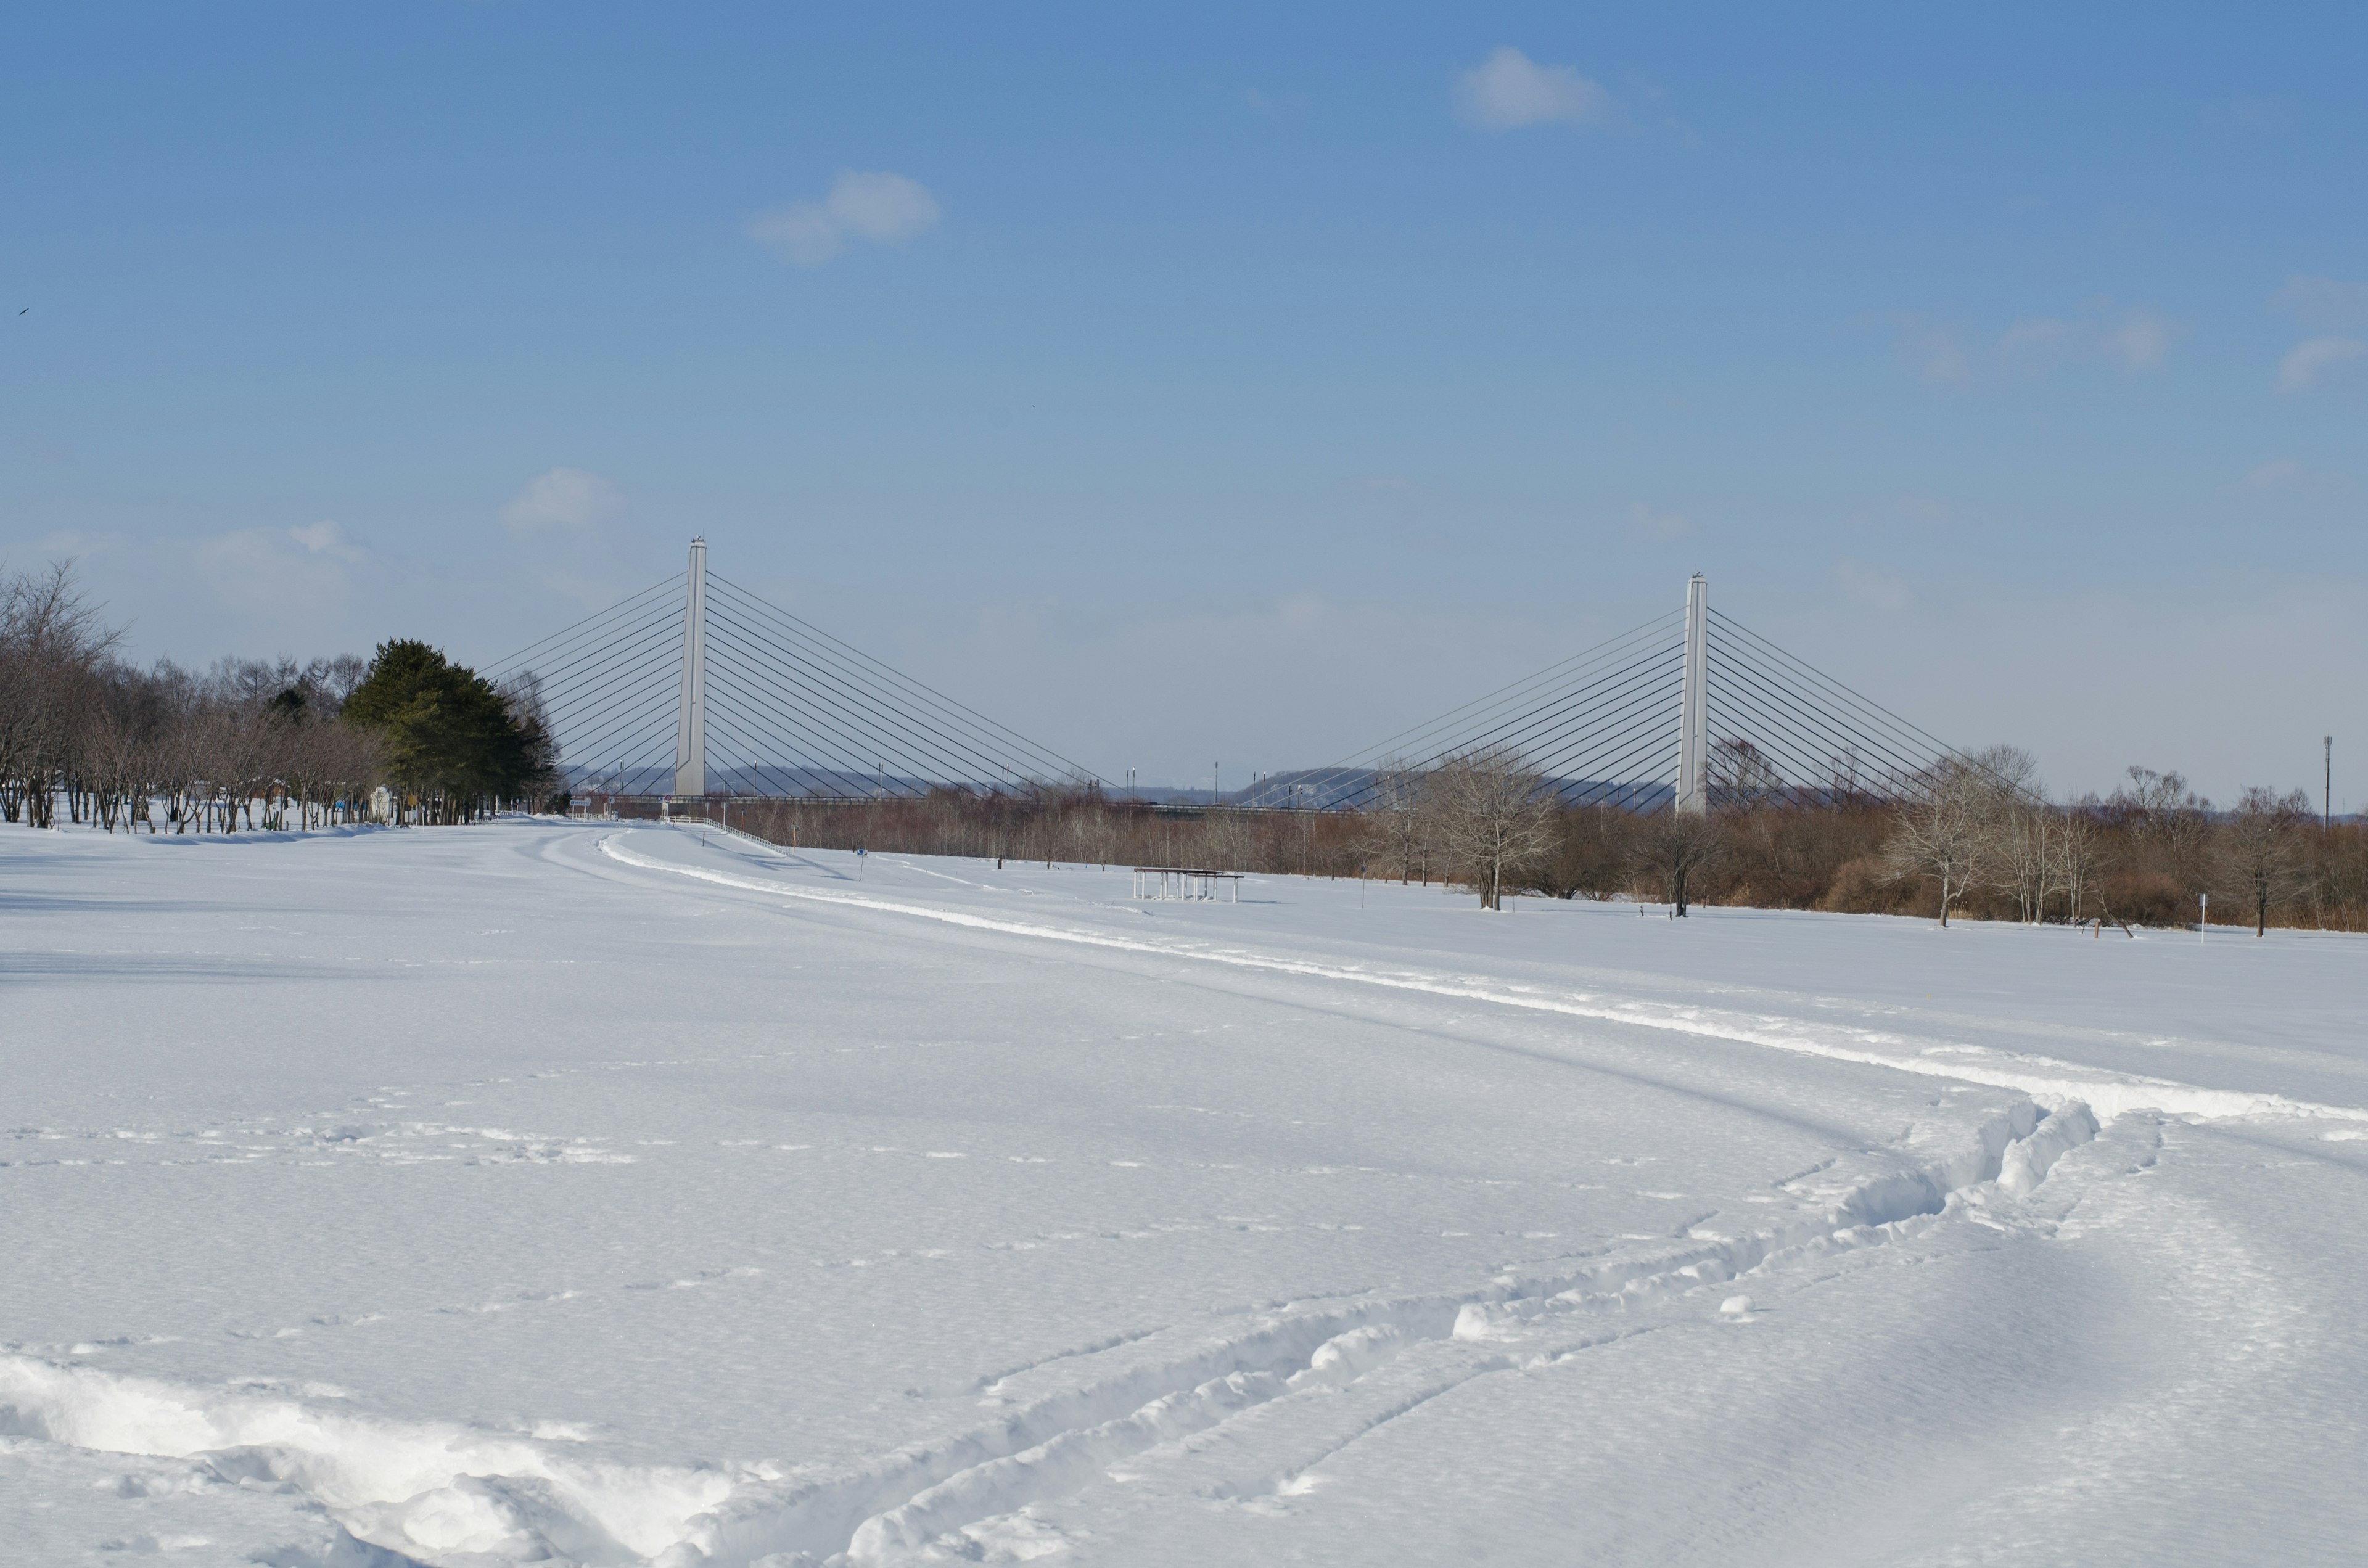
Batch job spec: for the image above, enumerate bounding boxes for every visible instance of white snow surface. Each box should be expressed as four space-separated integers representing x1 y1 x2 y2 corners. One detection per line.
4 818 2365 1566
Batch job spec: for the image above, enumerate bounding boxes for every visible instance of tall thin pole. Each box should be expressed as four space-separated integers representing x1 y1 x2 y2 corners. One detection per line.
673 538 709 798
2326 736 2334 830
1675 573 1709 815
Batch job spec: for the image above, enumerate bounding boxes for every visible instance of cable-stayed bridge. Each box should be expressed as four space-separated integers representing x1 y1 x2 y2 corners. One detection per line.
1244 576 1966 814
487 542 1968 813
484 540 1096 801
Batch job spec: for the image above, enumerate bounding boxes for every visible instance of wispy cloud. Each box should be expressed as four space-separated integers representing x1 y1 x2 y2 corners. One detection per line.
1999 306 2177 372
501 467 624 530
1453 47 1612 131
4 525 125 559
2277 335 2367 393
2271 274 2368 331
1894 317 1971 384
537 569 636 612
2267 279 2367 393
749 171 942 266
1836 559 1912 613
2110 310 2175 369
1630 503 1693 539
1897 302 2177 385
1997 315 2073 363
196 522 363 618
1243 86 1308 118
2203 96 2295 134
2245 458 2350 496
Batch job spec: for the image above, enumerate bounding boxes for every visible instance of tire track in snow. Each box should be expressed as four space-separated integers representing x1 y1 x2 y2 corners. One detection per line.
679 1099 2102 1565
597 833 2368 1129
10 827 2146 1567
1 1100 2099 1567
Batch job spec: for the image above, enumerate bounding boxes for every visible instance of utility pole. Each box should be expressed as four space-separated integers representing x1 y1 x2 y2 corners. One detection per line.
2327 736 2334 830
1675 573 1709 815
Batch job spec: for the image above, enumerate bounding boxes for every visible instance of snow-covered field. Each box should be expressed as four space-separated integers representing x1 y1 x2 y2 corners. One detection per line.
6 818 2366 1566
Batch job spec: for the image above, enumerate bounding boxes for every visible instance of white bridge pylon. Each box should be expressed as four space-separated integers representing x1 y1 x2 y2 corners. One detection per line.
1267 570 1967 813
1675 572 1709 815
494 546 1963 810
673 536 709 798
487 539 1098 800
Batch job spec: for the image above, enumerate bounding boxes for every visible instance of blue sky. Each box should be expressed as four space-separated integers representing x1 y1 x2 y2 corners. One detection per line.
5 3 2364 800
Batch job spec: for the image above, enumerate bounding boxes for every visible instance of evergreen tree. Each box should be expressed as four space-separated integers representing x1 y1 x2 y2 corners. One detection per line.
343 640 551 821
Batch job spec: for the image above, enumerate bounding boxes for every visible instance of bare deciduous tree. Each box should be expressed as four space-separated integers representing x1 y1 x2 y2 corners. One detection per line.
1 562 409 836
1423 747 1556 911
1989 800 2053 923
1976 750 2058 926
2111 765 2214 893
2054 807 2105 925
0 561 122 826
1885 760 2002 926
1706 737 1783 808
1201 808 1256 872
1967 744 2039 798
1630 808 1725 916
2214 786 2311 936
1356 761 1433 884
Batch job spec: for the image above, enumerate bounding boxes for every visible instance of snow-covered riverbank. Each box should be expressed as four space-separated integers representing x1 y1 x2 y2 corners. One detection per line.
6 818 2363 1565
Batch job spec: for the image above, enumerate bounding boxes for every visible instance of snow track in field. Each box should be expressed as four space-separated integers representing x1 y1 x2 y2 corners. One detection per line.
1 1096 2101 1567
691 1098 2103 1566
14 822 2366 1566
599 832 2367 1130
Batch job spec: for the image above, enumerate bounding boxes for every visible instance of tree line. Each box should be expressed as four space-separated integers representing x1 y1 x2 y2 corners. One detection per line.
675 745 2365 935
16 555 2352 930
0 562 560 832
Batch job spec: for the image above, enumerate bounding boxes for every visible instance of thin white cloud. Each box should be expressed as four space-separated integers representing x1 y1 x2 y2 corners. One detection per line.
4 525 125 559
1836 559 1912 613
748 206 841 267
2273 275 2368 332
2243 458 2351 498
1900 303 2176 385
2204 96 2295 134
1276 593 1326 631
828 172 942 242
501 467 625 530
2277 335 2367 393
538 570 635 612
1454 47 1611 131
1243 86 1307 117
1998 315 2073 366
197 523 361 618
1891 317 1970 384
749 171 942 266
2002 308 2176 372
1630 503 1694 539
2110 310 2174 369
